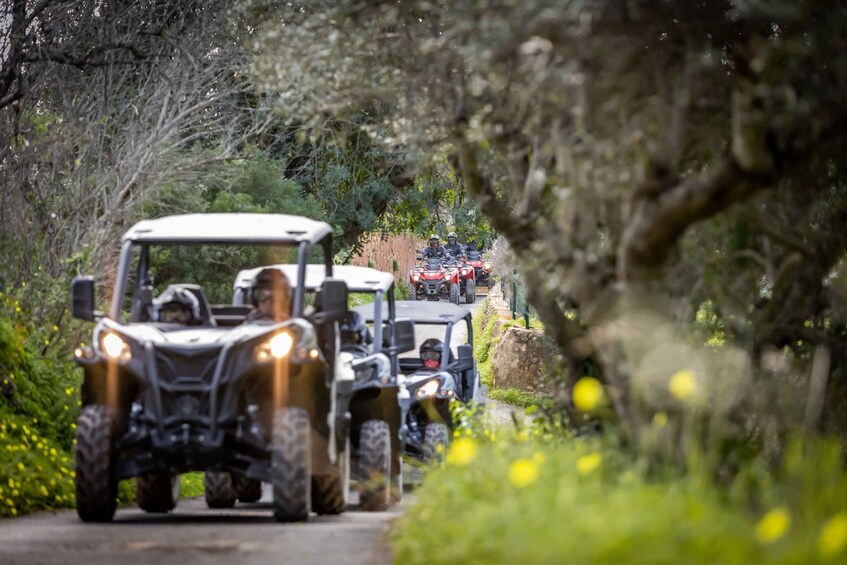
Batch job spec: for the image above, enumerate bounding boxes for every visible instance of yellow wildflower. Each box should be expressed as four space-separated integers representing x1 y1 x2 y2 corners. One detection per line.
509 458 539 488
653 412 668 427
532 452 546 465
818 513 847 559
756 507 791 543
572 377 603 412
446 437 478 467
669 369 697 400
577 452 602 475
516 430 529 442
40 486 48 496
17 462 24 471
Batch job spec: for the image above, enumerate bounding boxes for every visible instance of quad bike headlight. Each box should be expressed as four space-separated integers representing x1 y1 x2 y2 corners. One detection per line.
255 331 294 362
483 262 492 272
412 274 420 282
461 268 469 276
100 332 131 362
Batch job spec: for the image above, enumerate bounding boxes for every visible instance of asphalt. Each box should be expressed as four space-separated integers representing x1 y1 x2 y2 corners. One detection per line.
0 295 522 565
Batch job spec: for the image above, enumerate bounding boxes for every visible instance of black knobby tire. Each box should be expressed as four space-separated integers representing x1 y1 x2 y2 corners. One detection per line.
235 475 263 503
74 405 117 522
204 471 237 509
423 423 450 463
271 408 311 522
410 283 419 301
357 420 391 511
136 472 180 513
312 437 349 515
465 279 476 303
449 283 460 305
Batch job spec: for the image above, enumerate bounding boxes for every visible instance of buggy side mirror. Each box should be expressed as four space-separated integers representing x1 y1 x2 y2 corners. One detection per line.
71 276 103 321
452 343 474 371
320 279 348 322
392 319 416 354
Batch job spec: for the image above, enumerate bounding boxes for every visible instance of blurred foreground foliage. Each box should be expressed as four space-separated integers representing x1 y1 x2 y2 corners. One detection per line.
397 421 847 564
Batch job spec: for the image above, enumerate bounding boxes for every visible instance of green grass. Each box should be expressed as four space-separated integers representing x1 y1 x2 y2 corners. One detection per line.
394 433 847 564
487 387 551 409
180 472 205 498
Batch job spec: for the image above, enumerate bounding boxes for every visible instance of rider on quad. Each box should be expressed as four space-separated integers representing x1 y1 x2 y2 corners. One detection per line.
420 234 446 260
443 232 464 258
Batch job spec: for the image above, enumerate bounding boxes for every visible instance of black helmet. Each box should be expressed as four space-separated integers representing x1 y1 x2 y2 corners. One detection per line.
340 311 371 346
420 338 444 361
155 286 200 325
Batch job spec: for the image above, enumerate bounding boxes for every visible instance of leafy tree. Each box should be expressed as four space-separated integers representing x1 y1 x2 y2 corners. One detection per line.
247 0 847 438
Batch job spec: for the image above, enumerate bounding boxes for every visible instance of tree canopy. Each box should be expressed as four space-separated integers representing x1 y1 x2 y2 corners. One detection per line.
247 0 847 437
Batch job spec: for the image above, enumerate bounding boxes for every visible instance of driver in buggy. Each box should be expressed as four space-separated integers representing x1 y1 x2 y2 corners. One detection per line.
154 286 201 326
247 268 292 323
420 338 449 370
339 311 372 356
420 234 446 261
443 232 465 258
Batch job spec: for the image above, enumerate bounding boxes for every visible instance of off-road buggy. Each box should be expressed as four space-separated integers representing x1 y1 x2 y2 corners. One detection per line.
233 264 415 510
70 213 351 523
354 301 484 462
409 256 461 304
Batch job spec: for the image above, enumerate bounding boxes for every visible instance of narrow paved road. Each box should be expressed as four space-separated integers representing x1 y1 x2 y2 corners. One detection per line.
1 293 520 565
0 487 407 565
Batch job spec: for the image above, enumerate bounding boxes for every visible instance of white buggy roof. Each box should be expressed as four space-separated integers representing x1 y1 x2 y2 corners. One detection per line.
122 213 333 244
233 264 394 293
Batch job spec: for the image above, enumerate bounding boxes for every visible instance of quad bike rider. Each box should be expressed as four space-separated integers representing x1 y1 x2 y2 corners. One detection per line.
419 234 446 260
443 232 464 258
70 213 351 523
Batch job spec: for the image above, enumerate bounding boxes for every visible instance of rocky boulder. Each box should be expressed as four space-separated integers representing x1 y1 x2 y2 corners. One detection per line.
490 326 555 394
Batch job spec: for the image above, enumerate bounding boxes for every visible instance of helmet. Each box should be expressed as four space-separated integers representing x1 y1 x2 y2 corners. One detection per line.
420 338 444 369
429 234 440 243
155 286 200 325
340 311 371 346
447 232 458 244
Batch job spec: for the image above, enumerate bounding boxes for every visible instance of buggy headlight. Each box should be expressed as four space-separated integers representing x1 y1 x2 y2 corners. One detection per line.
101 333 130 361
416 379 440 398
255 331 294 362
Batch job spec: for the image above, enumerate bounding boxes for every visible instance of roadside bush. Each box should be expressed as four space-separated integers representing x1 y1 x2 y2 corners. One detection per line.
0 310 80 518
395 430 847 564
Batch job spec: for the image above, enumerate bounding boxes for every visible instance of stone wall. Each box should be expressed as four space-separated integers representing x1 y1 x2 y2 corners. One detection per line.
351 232 421 285
482 284 556 395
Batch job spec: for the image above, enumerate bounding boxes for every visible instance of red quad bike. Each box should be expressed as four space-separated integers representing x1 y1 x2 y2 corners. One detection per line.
409 257 461 304
467 250 493 289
